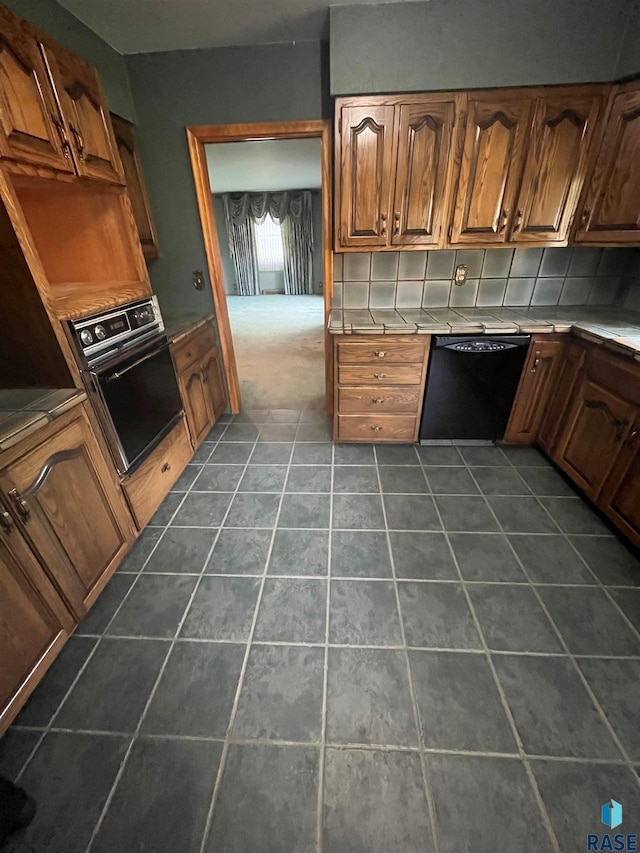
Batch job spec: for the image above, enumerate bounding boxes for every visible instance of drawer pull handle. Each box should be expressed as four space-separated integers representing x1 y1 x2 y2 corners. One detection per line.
372 398 385 404
0 509 14 532
374 351 387 357
161 462 171 473
370 425 383 432
8 489 30 522
374 373 387 379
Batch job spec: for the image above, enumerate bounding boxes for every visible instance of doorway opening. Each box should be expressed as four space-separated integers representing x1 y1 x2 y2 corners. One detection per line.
187 121 333 415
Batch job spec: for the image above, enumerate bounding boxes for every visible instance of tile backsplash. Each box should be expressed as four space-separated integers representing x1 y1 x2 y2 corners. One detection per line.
333 247 633 311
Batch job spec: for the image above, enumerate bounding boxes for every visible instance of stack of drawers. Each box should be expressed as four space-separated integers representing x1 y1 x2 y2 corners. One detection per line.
333 335 431 442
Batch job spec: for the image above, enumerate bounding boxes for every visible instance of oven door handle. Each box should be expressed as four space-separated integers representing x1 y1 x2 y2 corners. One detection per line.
102 341 170 383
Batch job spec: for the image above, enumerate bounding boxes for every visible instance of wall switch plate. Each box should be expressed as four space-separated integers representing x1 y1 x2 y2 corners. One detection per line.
454 264 468 286
192 270 205 290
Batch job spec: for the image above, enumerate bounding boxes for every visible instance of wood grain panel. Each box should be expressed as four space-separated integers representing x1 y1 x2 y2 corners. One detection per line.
0 6 73 173
392 98 457 247
503 335 564 443
514 89 603 243
337 338 427 364
338 364 424 386
338 385 422 414
337 414 417 442
338 104 395 247
450 92 532 245
123 417 192 529
599 421 640 548
574 82 640 244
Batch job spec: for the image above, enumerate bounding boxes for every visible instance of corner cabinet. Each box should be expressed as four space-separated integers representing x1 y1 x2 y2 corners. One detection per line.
336 95 460 249
573 81 640 245
171 321 228 448
0 402 136 619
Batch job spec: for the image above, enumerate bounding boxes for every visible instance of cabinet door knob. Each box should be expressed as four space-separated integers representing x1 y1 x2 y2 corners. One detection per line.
514 209 523 232
370 425 382 432
581 208 591 228
0 509 14 532
69 122 85 161
530 352 541 373
372 398 385 404
394 212 400 235
161 462 171 473
8 489 30 522
499 209 509 232
374 373 387 379
374 351 387 358
380 212 387 237
50 112 71 158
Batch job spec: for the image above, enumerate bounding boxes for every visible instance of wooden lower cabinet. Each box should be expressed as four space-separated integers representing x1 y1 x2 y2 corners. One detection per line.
0 517 74 734
599 420 640 546
504 335 564 444
333 334 430 442
122 416 193 529
171 322 227 449
0 402 136 619
538 340 586 454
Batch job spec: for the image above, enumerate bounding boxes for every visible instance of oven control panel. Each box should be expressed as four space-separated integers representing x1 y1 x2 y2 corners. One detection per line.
70 296 164 364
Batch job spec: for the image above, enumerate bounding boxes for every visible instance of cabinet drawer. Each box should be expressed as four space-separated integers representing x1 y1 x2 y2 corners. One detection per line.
122 417 192 528
337 339 427 364
172 323 216 375
337 414 417 442
338 364 424 385
338 385 422 414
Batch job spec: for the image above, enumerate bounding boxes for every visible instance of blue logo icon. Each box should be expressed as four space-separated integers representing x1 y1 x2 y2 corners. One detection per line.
602 800 623 830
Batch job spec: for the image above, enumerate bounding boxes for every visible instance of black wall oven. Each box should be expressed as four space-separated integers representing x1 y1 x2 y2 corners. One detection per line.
69 297 184 475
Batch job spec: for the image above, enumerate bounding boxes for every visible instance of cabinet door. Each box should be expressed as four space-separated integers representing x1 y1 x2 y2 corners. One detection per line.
599 421 640 548
111 112 159 258
0 408 134 617
513 90 603 243
202 346 228 423
0 513 74 733
574 83 640 244
392 99 456 247
449 93 532 245
553 378 634 500
179 363 213 448
41 42 122 183
337 104 395 248
538 340 586 455
504 336 564 443
0 7 73 173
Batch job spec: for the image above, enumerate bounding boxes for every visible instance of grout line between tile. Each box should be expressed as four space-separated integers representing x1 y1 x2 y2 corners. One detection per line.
374 444 443 853
197 433 297 853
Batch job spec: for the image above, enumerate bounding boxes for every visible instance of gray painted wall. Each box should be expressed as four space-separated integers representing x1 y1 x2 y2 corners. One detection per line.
617 0 640 78
4 0 135 120
125 41 329 315
213 191 324 296
330 0 634 95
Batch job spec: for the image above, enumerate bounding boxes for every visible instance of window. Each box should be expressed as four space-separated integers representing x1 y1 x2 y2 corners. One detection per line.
254 214 284 271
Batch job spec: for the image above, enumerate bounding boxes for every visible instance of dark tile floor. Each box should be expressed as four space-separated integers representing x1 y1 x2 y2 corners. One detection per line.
2 407 640 853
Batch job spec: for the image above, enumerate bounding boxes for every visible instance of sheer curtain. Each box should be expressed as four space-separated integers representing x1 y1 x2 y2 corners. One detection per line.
222 191 314 295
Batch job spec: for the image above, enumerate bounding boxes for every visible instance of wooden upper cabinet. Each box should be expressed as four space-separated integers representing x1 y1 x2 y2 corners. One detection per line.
0 6 73 173
338 104 395 247
392 98 457 247
40 40 122 183
0 405 135 617
574 82 640 244
111 112 159 258
513 89 603 244
449 93 532 245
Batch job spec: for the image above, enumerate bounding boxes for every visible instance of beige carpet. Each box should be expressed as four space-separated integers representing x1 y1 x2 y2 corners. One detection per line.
226 294 325 410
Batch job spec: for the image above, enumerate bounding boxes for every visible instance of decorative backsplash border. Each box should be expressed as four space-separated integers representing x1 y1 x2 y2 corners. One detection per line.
332 247 638 310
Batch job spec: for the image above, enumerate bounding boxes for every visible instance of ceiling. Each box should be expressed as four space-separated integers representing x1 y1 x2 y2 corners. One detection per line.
56 0 421 54
206 139 322 194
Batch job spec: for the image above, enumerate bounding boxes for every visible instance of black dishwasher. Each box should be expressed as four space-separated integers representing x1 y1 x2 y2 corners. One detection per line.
419 335 531 441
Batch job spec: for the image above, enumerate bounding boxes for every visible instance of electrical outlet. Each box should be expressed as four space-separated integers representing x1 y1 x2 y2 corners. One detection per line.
454 264 468 286
192 270 205 290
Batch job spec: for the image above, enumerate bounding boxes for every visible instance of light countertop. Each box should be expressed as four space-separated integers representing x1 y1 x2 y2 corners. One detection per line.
0 389 86 452
328 306 640 360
